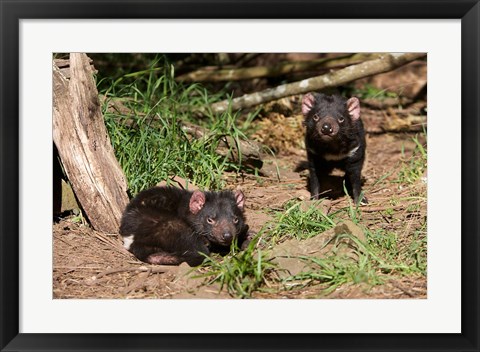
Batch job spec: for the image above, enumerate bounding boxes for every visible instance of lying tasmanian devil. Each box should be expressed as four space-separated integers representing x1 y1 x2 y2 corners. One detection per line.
301 92 367 204
120 186 251 266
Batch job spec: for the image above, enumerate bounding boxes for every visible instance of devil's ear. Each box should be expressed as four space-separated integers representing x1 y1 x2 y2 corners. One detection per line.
234 190 245 211
189 191 206 214
347 97 361 120
301 93 316 116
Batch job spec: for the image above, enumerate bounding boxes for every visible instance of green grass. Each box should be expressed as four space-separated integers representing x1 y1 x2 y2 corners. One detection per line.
99 55 254 195
196 237 277 298
365 224 427 275
266 200 337 242
395 134 427 185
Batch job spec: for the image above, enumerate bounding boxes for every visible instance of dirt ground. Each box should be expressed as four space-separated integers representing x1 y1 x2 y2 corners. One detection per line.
53 109 427 300
53 58 427 299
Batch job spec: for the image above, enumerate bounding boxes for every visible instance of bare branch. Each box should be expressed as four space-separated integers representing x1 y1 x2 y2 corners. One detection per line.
208 53 426 114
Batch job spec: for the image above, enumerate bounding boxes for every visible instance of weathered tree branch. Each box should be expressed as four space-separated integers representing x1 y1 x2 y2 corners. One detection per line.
53 53 129 233
208 53 426 114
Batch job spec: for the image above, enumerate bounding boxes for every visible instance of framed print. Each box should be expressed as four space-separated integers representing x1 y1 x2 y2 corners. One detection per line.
1 0 479 351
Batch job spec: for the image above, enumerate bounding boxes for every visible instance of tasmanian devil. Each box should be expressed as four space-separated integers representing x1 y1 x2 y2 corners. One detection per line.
119 186 251 266
301 92 367 204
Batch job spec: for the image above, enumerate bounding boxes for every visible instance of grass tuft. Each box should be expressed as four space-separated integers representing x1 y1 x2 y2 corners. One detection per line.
197 237 277 298
395 134 427 185
267 200 336 242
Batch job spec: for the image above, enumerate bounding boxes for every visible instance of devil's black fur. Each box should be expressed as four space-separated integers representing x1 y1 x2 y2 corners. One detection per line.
302 93 367 204
120 186 249 266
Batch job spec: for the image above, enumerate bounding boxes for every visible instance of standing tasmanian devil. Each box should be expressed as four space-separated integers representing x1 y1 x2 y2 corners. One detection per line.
301 92 367 204
120 186 251 266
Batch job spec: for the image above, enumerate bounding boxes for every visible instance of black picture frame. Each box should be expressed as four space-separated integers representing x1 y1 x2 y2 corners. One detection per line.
1 1 478 351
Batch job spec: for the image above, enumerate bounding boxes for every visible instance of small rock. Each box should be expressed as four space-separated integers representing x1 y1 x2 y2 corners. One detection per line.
270 221 367 278
334 220 366 242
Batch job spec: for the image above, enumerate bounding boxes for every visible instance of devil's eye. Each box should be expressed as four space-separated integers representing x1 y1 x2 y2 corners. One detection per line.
233 217 239 224
338 117 345 123
207 217 215 224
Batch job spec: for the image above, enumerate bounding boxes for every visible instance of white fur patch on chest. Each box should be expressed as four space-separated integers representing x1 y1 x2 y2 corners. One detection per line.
323 145 359 161
122 235 135 250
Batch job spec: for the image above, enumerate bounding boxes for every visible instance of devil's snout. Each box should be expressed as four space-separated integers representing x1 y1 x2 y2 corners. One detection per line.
317 117 338 137
321 122 333 135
